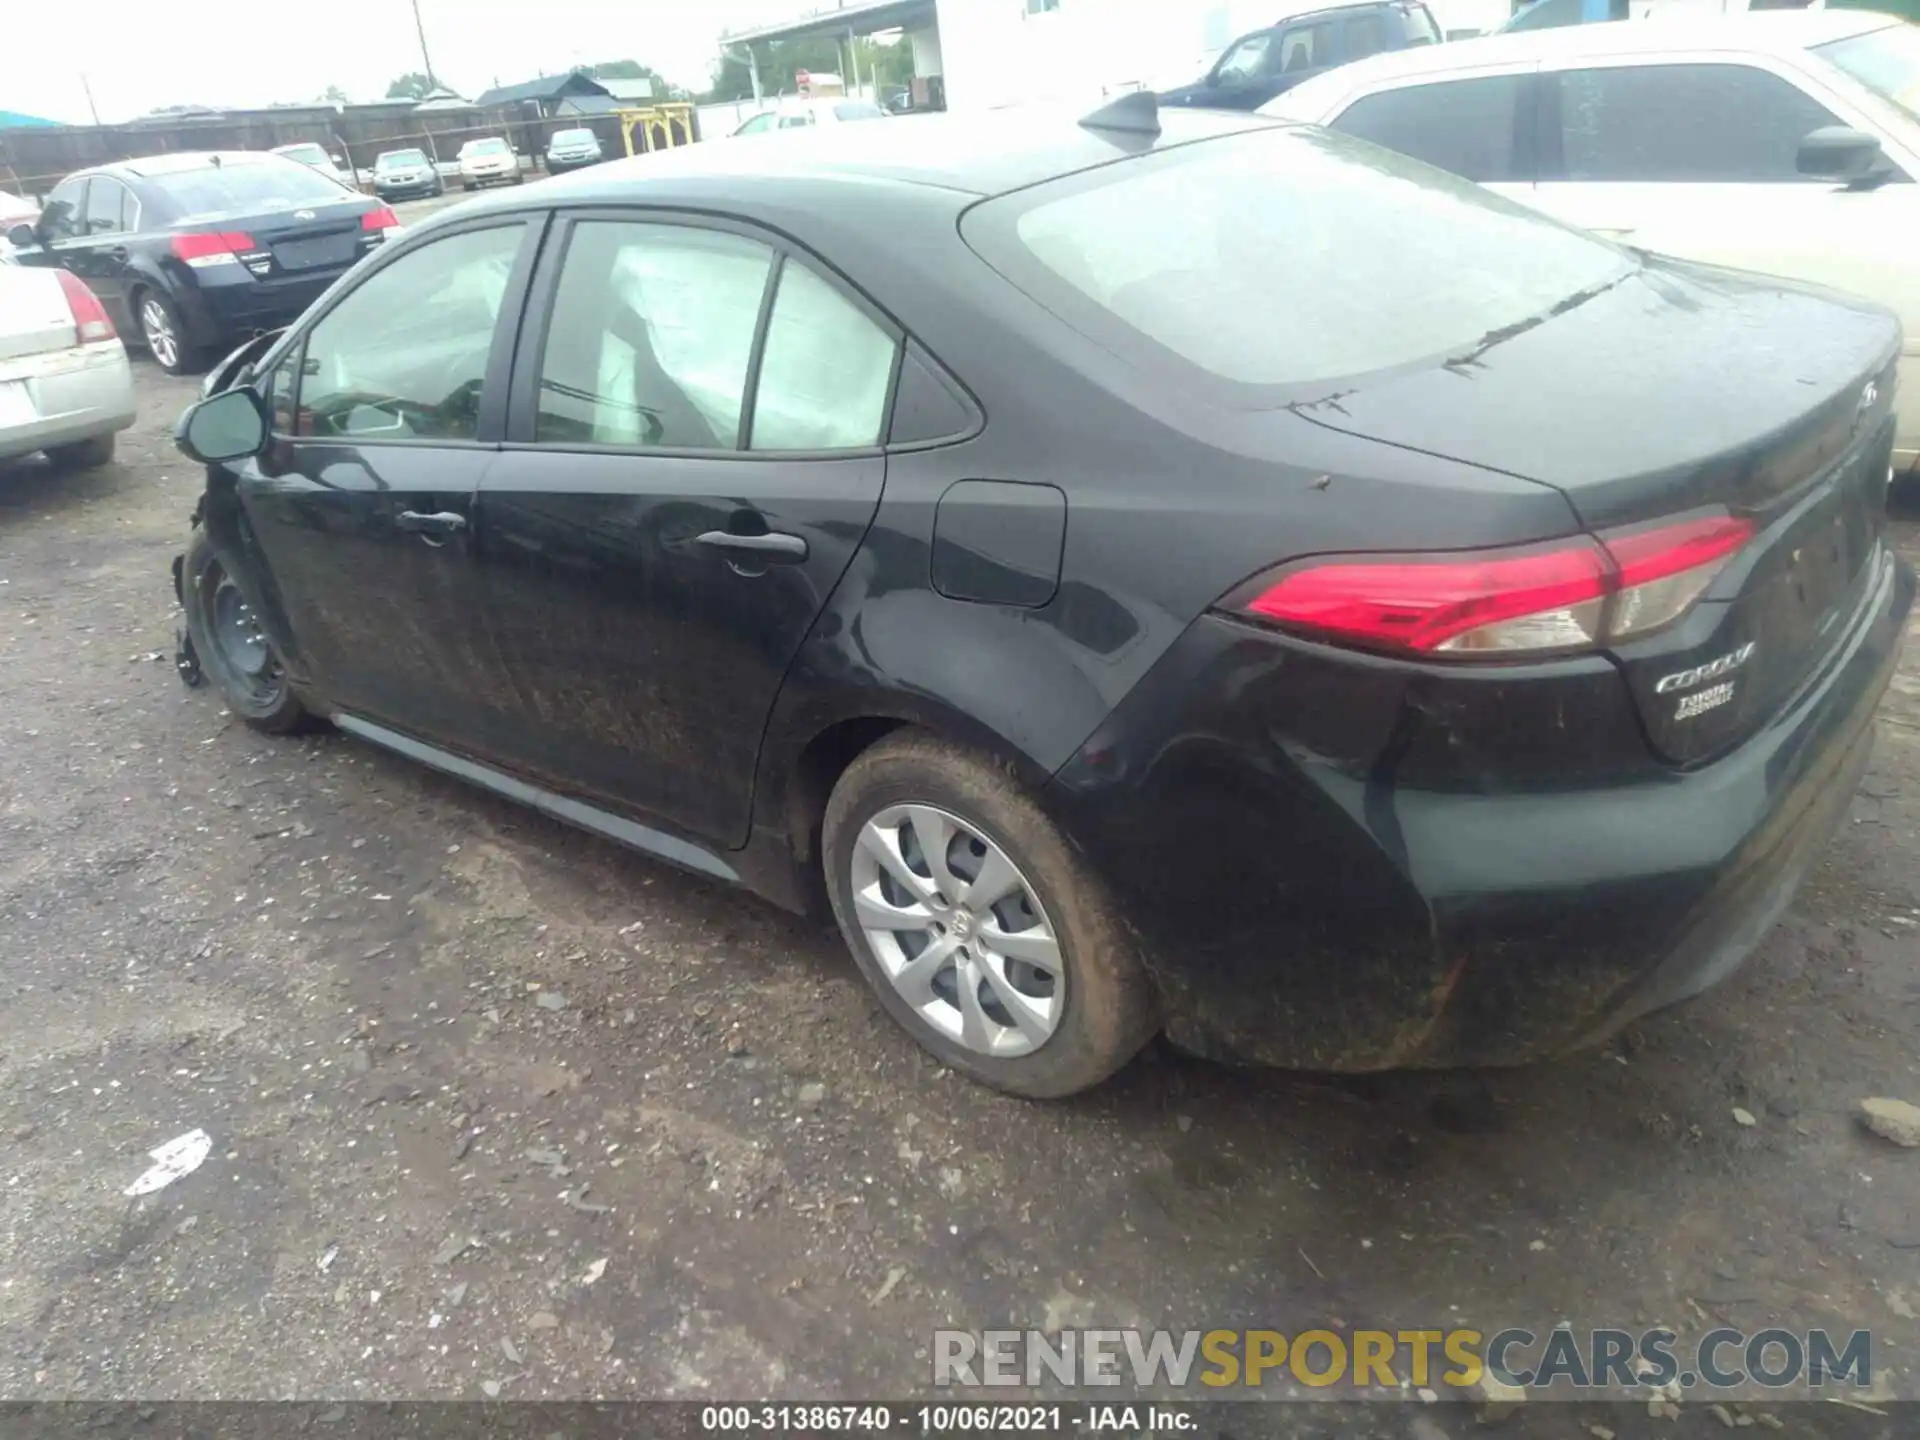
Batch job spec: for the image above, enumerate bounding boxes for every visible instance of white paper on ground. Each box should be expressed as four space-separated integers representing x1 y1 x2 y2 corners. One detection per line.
123 1128 212 1197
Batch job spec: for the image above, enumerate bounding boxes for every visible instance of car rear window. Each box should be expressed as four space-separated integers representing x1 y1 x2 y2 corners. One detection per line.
1816 23 1920 126
962 126 1632 392
277 144 329 164
151 159 350 217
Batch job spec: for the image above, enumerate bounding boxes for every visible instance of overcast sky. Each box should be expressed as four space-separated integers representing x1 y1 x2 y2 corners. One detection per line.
3 0 804 123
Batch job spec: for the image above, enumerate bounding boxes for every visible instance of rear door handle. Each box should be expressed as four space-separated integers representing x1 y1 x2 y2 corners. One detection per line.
696 529 808 562
397 510 468 535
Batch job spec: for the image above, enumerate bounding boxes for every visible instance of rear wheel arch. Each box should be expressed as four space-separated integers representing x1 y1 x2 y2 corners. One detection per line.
767 703 1059 900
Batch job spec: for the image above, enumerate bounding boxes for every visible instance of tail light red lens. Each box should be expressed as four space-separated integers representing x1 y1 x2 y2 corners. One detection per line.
170 231 257 268
360 206 400 232
1237 512 1755 659
54 269 116 343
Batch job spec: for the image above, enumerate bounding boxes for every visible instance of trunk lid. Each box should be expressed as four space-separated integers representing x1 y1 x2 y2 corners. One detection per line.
173 197 376 275
1293 256 1903 765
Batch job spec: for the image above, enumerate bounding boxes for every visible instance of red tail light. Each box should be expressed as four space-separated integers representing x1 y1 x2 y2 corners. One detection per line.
170 231 258 268
54 269 116 343
1237 512 1755 659
360 206 400 232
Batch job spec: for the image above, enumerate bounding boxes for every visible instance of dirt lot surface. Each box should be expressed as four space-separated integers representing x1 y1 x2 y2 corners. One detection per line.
4 304 1920 1433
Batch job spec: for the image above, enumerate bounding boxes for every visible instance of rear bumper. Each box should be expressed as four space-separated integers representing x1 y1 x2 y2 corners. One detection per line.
174 261 366 352
0 340 136 461
1047 546 1913 1071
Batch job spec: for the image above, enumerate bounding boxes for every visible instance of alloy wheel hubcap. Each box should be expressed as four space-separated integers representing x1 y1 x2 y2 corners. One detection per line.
850 805 1064 1058
142 300 176 368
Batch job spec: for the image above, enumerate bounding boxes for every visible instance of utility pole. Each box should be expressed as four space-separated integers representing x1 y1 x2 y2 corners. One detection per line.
79 73 101 126
410 0 439 88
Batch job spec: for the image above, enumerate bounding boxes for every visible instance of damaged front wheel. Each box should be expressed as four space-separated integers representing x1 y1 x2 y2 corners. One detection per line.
181 527 315 734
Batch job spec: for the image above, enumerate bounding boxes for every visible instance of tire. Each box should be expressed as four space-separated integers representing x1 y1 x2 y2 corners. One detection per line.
135 290 201 375
823 731 1157 1098
180 526 315 734
46 432 115 469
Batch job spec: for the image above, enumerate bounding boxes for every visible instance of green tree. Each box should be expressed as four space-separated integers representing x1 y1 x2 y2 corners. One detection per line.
385 72 436 101
320 85 349 105
587 59 661 82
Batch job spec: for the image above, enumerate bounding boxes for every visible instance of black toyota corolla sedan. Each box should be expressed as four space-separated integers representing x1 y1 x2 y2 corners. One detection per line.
167 96 1909 1097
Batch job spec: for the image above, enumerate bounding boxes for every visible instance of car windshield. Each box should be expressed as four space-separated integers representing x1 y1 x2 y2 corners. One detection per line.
964 126 1634 391
378 150 428 169
1815 23 1920 126
832 102 885 121
552 129 595 145
154 159 351 217
465 139 510 156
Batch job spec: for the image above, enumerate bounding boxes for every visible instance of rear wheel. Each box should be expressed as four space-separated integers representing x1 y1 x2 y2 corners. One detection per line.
47 433 115 469
181 527 315 734
136 291 200 375
822 732 1157 1097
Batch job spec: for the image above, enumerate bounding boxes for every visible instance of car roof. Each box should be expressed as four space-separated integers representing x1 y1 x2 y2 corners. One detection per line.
1270 6 1900 95
98 150 291 180
553 101 1281 198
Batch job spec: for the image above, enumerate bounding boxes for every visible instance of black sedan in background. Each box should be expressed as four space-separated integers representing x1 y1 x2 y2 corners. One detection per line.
168 99 1908 1097
6 152 400 374
371 147 445 202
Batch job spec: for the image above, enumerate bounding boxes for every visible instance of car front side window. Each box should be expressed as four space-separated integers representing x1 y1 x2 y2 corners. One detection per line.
293 223 524 443
1215 32 1276 86
38 178 85 242
535 220 774 451
1553 62 1846 182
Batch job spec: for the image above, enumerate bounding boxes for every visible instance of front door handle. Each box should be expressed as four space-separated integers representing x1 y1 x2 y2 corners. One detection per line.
397 510 468 535
696 529 808 563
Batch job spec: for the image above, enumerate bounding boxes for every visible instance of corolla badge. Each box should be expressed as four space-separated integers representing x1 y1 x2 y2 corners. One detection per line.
1656 641 1757 696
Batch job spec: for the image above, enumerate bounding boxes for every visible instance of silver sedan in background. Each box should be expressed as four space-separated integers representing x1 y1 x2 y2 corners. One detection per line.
0 262 136 468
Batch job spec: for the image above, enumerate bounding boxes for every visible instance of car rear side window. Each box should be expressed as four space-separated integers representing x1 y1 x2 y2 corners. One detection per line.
535 221 773 450
965 126 1630 390
150 160 349 218
82 178 135 235
1332 74 1527 182
1342 12 1390 60
750 260 898 451
292 223 523 441
1551 63 1842 181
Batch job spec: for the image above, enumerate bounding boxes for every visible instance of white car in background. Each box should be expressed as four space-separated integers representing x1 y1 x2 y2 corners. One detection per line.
458 136 524 189
0 264 135 469
270 142 357 189
729 97 888 136
1264 10 1920 476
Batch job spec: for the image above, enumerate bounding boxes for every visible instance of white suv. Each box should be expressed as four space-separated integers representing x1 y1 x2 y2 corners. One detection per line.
1265 11 1920 477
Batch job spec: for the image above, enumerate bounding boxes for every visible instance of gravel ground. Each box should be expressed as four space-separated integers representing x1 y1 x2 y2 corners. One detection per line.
3 330 1919 1433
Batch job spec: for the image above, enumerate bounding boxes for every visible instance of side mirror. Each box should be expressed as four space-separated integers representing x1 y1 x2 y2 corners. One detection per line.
6 222 36 249
176 386 271 465
1798 126 1889 184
